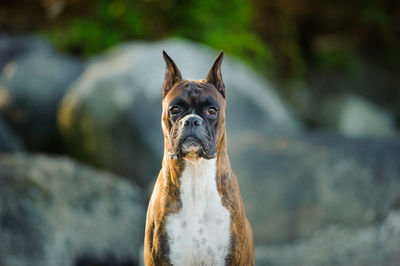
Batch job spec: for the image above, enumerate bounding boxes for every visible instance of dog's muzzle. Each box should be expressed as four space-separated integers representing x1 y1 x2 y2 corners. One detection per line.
169 115 216 160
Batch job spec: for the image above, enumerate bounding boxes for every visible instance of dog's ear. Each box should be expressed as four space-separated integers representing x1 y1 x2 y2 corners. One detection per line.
162 51 182 97
206 51 225 97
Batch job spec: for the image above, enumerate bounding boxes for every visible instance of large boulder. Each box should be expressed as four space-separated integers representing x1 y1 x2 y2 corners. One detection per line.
0 34 83 152
0 154 145 266
0 117 23 152
255 210 400 266
58 38 301 187
229 132 400 245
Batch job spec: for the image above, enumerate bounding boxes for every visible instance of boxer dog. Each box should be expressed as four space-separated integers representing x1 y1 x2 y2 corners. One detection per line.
144 51 254 266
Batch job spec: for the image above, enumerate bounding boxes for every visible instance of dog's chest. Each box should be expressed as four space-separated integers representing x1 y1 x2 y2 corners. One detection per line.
166 159 231 266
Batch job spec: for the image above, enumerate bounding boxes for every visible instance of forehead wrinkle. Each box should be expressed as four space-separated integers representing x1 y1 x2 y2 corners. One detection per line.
186 81 218 101
173 82 200 104
165 80 222 106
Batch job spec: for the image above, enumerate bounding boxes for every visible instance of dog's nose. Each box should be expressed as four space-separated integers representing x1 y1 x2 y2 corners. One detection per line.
184 116 202 127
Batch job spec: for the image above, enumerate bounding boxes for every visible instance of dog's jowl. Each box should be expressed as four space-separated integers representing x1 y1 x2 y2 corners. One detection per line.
144 51 255 266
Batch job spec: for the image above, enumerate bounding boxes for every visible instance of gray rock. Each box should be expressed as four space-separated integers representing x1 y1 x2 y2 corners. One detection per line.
229 132 400 245
0 154 145 266
338 95 397 137
0 117 23 152
0 34 51 70
255 210 400 266
314 95 397 138
0 35 83 152
58 38 301 187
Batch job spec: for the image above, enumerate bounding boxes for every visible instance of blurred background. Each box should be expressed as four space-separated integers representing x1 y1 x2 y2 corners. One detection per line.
0 0 400 265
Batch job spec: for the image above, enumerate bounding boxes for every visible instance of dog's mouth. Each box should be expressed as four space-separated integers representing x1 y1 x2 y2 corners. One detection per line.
169 135 216 163
180 136 202 163
181 136 201 153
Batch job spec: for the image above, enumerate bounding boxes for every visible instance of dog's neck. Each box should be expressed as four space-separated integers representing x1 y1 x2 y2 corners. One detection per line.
180 158 218 205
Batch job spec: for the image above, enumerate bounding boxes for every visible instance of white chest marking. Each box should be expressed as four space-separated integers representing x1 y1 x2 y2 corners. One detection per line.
166 158 231 266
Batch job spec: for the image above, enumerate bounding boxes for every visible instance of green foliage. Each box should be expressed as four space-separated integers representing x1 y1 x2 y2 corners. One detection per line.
45 0 150 55
360 5 391 29
314 48 360 77
44 0 273 72
172 0 274 71
43 0 400 98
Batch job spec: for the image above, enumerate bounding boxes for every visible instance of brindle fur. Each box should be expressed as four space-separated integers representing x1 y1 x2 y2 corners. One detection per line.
144 51 254 266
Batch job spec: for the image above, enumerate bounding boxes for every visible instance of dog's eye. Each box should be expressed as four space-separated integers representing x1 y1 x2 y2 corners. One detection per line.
170 106 181 115
207 107 218 116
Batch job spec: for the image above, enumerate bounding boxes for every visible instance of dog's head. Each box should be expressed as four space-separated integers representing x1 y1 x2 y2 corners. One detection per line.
161 51 226 163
